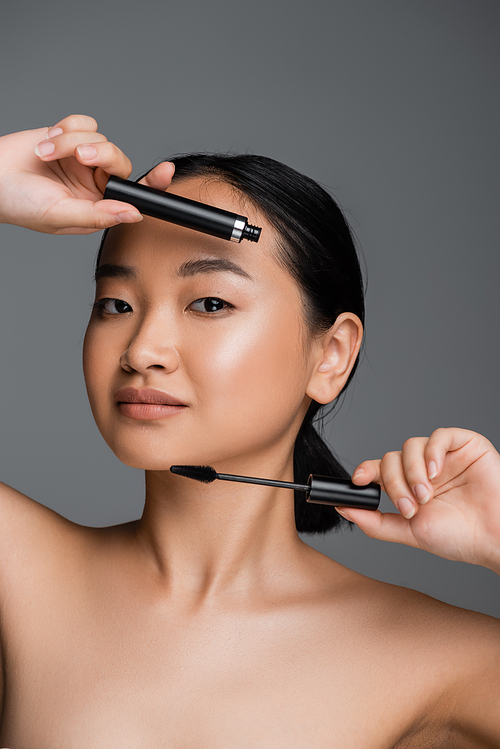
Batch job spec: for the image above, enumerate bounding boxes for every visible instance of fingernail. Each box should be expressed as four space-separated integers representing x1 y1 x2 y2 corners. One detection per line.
397 498 415 519
428 461 437 479
336 507 353 520
76 145 97 160
414 484 430 504
352 468 365 479
47 126 63 138
35 141 55 157
116 211 143 223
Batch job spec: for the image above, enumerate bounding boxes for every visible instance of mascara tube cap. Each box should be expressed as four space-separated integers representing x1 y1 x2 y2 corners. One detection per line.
306 475 380 510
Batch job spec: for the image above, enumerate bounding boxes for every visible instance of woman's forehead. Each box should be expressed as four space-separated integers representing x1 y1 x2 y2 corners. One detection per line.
169 174 255 214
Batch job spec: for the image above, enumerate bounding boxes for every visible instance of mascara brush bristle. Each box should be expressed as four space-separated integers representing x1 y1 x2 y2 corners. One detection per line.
170 465 218 483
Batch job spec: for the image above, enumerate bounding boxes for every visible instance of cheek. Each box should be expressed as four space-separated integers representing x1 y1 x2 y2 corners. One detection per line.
190 309 309 436
82 325 100 412
82 323 116 415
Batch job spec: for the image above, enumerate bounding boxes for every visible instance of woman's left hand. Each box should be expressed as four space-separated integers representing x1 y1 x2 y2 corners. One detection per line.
337 428 500 572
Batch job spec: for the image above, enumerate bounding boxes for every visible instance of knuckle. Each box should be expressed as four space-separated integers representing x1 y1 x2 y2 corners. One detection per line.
384 475 402 493
63 114 99 132
63 114 83 129
91 213 107 230
78 114 99 131
81 132 107 145
65 114 81 129
402 436 421 450
405 460 423 480
430 427 448 440
70 133 107 151
380 451 399 467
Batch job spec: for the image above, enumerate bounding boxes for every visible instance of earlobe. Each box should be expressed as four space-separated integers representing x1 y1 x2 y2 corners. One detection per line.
305 313 363 404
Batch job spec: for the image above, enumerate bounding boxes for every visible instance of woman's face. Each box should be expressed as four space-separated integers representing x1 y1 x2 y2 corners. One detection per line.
83 177 319 473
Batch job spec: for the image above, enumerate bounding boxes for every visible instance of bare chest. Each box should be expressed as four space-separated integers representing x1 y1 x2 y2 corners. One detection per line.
1 594 439 748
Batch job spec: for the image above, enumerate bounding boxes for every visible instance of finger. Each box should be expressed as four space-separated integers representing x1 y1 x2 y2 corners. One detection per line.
380 450 419 519
35 130 108 161
73 140 133 180
336 506 420 547
48 113 99 135
139 161 176 190
45 197 143 235
401 436 434 505
352 454 417 520
351 459 383 487
424 427 481 481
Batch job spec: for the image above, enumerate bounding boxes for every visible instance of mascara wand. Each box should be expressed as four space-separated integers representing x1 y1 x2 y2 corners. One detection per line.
170 465 380 511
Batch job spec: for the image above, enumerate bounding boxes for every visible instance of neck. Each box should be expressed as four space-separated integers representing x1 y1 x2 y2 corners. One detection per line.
133 454 309 608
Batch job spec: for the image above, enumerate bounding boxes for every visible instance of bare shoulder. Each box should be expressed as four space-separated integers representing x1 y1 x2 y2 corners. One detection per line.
321 553 500 624
0 479 69 523
331 560 500 661
0 481 87 719
302 548 500 655
324 558 500 744
385 578 500 745
0 480 81 560
364 568 500 645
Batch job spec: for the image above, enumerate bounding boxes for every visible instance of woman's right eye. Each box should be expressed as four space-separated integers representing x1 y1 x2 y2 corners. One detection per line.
93 298 132 315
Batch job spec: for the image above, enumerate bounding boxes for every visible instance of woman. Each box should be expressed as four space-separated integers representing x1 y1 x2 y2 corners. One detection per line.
0 114 499 746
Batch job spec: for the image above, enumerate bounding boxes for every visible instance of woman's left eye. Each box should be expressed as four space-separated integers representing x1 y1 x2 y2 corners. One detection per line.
189 297 232 313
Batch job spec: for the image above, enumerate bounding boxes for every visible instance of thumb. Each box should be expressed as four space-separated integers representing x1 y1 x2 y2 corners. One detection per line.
336 507 418 548
46 198 143 235
140 161 176 190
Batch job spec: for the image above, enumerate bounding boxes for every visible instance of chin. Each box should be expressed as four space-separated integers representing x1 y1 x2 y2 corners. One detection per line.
96 431 173 471
107 440 258 475
97 419 287 474
102 435 212 473
109 444 180 472
118 455 173 471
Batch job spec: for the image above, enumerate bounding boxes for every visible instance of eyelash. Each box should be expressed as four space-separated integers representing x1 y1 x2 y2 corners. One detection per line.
92 297 233 316
92 298 132 316
190 297 233 314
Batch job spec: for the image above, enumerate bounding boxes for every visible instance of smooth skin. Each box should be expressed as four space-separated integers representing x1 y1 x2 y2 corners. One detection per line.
0 115 499 747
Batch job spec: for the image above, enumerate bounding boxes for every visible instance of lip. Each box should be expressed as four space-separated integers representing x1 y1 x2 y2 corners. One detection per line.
115 388 187 406
115 388 187 421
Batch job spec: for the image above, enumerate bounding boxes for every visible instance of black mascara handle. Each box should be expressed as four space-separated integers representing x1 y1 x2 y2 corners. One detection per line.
307 475 380 510
104 175 261 243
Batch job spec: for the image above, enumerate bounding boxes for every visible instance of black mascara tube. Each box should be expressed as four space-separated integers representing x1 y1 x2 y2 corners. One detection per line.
306 476 380 509
104 175 261 243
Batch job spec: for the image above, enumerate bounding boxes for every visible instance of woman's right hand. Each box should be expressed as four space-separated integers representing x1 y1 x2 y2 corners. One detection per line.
0 113 174 235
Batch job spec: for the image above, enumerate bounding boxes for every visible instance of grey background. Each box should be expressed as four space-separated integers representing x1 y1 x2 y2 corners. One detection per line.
1 1 499 616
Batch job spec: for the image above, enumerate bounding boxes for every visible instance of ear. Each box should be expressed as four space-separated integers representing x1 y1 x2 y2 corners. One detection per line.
305 313 363 405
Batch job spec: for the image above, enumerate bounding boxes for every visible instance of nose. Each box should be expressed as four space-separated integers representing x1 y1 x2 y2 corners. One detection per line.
120 314 180 375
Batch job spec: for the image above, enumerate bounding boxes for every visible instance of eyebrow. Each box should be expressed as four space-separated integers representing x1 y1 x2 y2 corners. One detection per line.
94 257 253 284
176 257 253 281
94 263 137 283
